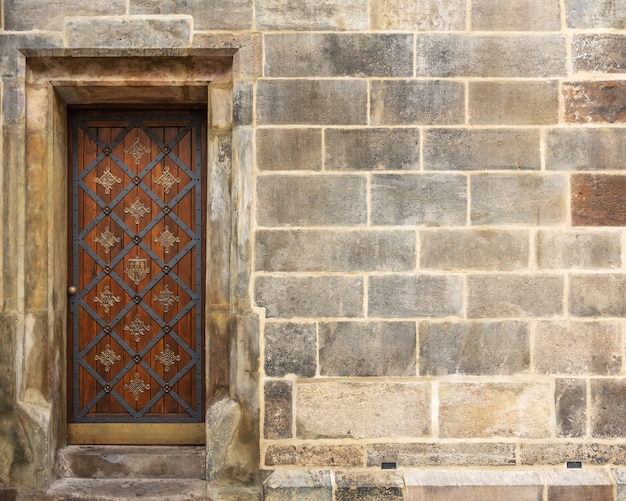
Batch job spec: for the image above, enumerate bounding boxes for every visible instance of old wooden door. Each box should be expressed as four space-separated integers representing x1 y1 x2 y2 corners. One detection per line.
68 108 206 444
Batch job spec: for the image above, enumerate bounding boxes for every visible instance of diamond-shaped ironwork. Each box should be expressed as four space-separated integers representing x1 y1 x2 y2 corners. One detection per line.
154 165 180 194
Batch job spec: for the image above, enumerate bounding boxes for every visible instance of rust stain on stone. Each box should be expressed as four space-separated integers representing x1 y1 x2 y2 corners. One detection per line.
572 174 626 226
564 81 626 123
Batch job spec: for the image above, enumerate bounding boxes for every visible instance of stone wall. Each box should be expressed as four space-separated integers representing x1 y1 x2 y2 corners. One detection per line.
2 0 626 494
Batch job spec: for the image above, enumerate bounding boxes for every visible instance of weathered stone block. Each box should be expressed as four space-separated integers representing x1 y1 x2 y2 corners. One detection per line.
265 445 364 467
471 173 566 225
420 229 529 271
335 471 404 501
565 0 626 28
520 442 626 465
5 0 125 30
547 127 626 171
255 276 363 318
257 175 366 227
573 34 626 73
416 35 567 77
571 274 626 317
537 230 621 269
370 80 465 126
612 469 626 501
255 230 416 272
264 470 332 501
264 322 316 378
591 379 626 438
265 34 412 77
370 0 466 30
257 80 367 125
572 174 626 226
257 129 321 171
467 274 563 318
264 380 292 439
325 128 419 171
419 321 529 376
233 81 253 127
130 0 253 29
555 378 587 438
534 321 622 374
469 81 558 125
65 16 192 48
319 322 416 377
564 81 626 123
472 0 560 30
369 275 463 318
439 382 552 438
367 442 516 467
191 33 262 79
371 174 467 226
296 381 431 439
256 0 368 30
544 470 614 501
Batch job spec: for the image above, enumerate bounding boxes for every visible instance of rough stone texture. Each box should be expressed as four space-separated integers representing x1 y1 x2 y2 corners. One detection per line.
256 0 368 30
264 445 364 468
264 34 413 78
233 81 253 126
612 469 626 501
416 35 567 78
335 471 404 501
534 321 622 375
264 322 316 378
296 382 431 439
469 81 558 125
519 442 626 465
439 382 552 438
325 128 419 171
319 322 416 377
471 173 567 225
591 379 626 438
367 443 516 467
257 175 366 227
263 470 332 501
544 470 614 501
370 174 467 226
257 80 367 125
264 380 292 440
472 0 560 30
370 80 464 126
370 0 465 30
573 34 626 73
369 275 463 318
467 274 563 318
572 174 626 226
419 321 529 376
547 127 626 171
420 229 529 271
555 378 587 438
565 0 626 28
257 129 321 171
536 230 622 269
192 32 263 79
570 274 626 317
255 276 363 318
564 81 626 123
255 230 415 272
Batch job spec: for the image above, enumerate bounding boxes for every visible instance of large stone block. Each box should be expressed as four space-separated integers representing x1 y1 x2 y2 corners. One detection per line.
537 230 621 269
572 174 626 226
257 175 367 227
255 230 416 272
469 81 558 125
544 470 614 501
571 274 626 316
371 174 467 226
264 34 412 77
370 0 466 30
370 80 465 126
319 321 416 377
265 445 364 467
534 321 622 375
369 275 463 318
257 129 321 171
439 382 552 438
325 128 419 171
573 34 626 73
471 173 566 225
264 470 332 501
130 0 253 29
264 322 316 378
191 32 262 79
472 0 560 30
416 35 567 78
467 274 563 318
564 81 626 123
419 321 529 376
565 0 626 28
520 442 626 465
335 471 404 501
555 378 587 438
264 380 292 439
547 127 626 171
255 276 363 318
420 229 529 271
592 379 626 438
296 381 431 439
5 0 125 30
257 80 367 125
256 0 368 30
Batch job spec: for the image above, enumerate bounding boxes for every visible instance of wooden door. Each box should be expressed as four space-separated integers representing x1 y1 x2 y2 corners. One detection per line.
68 108 206 444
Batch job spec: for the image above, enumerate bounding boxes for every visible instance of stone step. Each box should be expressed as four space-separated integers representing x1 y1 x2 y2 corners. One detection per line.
55 445 205 479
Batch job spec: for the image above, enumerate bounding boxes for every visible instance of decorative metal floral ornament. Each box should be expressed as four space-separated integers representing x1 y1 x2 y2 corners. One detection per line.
124 137 151 164
124 314 151 343
95 344 121 372
94 226 121 254
155 344 181 372
94 167 122 195
125 256 150 285
153 284 179 312
94 285 120 313
154 165 180 194
124 373 151 401
124 197 151 225
154 225 180 254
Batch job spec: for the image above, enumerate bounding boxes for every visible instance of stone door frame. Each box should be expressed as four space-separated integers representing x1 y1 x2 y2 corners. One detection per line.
3 48 259 489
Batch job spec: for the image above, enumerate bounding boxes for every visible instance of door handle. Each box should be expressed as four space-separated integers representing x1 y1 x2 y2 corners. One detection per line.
68 286 78 295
